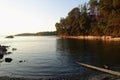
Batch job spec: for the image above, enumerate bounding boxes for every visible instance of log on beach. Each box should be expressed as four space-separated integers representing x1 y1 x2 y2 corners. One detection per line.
76 62 120 76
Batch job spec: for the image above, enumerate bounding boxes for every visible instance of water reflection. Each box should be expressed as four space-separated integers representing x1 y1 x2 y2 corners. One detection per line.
56 38 92 75
56 38 120 70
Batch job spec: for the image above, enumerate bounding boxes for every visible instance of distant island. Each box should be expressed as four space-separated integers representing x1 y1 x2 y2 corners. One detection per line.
15 31 56 36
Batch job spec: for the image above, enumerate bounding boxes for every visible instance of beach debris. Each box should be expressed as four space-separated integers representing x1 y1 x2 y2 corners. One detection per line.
77 62 120 76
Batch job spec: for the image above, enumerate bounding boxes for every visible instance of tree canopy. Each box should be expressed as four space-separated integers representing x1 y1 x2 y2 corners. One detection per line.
55 0 120 37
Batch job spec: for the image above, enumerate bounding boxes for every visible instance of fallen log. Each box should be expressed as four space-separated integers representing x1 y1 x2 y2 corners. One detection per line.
76 62 120 76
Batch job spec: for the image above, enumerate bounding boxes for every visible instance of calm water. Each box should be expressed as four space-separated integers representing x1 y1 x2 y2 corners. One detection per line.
0 36 120 78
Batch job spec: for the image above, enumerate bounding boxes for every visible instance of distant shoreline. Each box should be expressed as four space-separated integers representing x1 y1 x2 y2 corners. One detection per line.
60 36 120 41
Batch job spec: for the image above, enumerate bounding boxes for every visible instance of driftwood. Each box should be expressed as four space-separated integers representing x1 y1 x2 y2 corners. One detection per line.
76 62 120 76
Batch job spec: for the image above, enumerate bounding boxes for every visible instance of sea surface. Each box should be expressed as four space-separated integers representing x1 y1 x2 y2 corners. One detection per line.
0 36 120 78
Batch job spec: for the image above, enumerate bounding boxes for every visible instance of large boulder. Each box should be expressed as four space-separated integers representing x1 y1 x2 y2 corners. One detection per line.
5 58 12 62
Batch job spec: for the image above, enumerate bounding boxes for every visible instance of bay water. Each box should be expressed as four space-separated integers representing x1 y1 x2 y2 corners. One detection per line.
0 36 120 78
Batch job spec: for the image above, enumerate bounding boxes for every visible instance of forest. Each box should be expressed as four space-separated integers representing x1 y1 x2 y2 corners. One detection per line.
55 0 120 37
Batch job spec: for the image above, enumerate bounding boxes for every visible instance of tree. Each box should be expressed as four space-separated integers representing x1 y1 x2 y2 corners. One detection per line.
55 0 120 37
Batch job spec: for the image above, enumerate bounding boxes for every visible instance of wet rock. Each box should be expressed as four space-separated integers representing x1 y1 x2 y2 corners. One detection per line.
5 58 12 62
0 45 7 52
23 60 26 62
0 54 3 59
19 60 26 63
12 48 17 51
7 52 12 54
5 36 14 38
19 60 23 63
4 52 12 55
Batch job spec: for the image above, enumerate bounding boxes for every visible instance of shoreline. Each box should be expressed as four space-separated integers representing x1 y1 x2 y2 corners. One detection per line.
60 36 120 41
0 73 119 80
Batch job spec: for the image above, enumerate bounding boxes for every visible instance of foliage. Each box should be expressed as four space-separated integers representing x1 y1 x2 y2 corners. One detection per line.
55 0 120 37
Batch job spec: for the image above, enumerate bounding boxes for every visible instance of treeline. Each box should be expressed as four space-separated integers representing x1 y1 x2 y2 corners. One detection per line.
36 31 56 36
55 0 120 37
15 31 56 36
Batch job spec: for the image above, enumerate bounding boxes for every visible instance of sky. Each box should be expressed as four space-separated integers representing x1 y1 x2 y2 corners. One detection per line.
0 0 89 35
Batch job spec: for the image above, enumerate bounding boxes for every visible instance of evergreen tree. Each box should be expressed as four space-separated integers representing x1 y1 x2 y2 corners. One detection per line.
55 0 120 37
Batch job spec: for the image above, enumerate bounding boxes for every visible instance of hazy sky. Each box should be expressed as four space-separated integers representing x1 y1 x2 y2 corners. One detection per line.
0 0 89 35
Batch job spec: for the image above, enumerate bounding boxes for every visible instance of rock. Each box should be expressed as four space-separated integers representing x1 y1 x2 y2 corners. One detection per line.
7 52 12 54
0 51 3 54
19 60 26 63
23 60 27 62
0 45 7 52
103 65 109 69
0 54 3 59
5 52 12 55
19 60 23 63
5 36 14 38
12 48 17 51
5 58 12 62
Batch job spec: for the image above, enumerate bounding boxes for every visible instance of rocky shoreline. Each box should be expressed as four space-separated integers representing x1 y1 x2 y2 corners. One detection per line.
0 45 14 63
61 36 120 41
0 73 119 80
